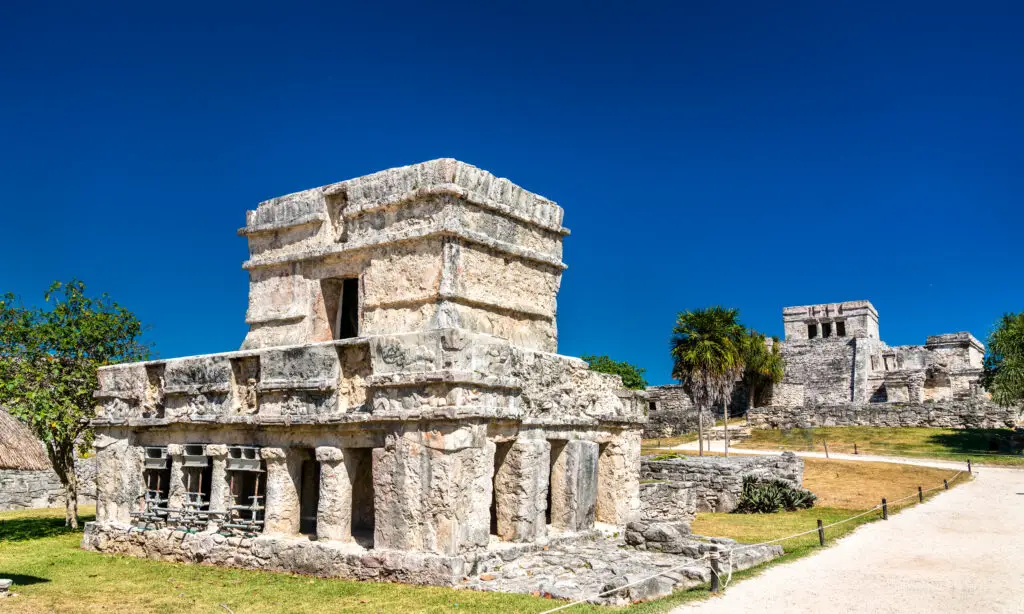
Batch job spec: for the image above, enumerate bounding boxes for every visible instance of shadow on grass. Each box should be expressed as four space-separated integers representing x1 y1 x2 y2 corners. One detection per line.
926 428 1024 456
0 513 95 542
0 574 49 586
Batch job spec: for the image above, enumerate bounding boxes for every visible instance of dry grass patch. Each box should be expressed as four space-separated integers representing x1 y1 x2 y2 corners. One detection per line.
802 458 962 509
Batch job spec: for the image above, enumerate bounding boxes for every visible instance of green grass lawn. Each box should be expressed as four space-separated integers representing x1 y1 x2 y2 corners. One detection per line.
734 426 1024 466
0 460 966 613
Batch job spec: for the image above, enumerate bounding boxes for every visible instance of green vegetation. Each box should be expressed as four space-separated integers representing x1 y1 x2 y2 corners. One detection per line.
670 306 746 456
734 476 816 514
0 280 151 527
740 332 785 410
581 354 649 390
985 311 1024 409
736 426 1024 465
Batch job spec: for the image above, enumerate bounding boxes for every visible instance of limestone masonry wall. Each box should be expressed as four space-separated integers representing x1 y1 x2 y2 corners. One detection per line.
747 400 1018 430
642 385 744 439
640 453 804 513
0 458 97 512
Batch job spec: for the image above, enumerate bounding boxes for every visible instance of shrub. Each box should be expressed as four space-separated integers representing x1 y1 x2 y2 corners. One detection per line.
734 475 817 514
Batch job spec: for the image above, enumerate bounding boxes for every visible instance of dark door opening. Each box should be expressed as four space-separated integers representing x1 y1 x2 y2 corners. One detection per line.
822 322 832 338
337 278 359 339
836 321 846 337
228 457 267 533
299 458 321 536
348 448 375 547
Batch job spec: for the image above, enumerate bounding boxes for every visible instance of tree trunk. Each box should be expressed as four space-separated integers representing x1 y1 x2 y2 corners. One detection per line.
724 404 730 458
697 409 704 457
46 440 79 529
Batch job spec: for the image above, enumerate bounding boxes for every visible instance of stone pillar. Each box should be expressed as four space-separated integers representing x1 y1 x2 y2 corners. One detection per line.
206 444 230 518
550 440 598 532
315 446 352 541
493 439 550 542
166 443 186 510
93 431 140 523
596 431 641 525
908 372 926 404
262 447 301 534
373 427 491 555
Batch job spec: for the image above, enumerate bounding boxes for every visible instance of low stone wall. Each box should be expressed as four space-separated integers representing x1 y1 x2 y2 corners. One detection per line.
639 481 696 523
0 457 97 512
643 385 745 439
641 452 804 513
747 401 1019 430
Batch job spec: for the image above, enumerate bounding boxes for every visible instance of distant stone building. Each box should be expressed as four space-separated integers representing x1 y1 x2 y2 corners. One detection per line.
83 159 646 584
750 300 1016 429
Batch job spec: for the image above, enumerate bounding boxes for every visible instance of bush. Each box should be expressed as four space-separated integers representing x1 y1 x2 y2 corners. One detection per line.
734 475 817 514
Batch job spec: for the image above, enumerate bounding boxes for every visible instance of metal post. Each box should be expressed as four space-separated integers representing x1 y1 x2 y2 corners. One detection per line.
817 519 825 546
709 551 720 593
944 479 949 490
918 486 923 503
882 498 888 520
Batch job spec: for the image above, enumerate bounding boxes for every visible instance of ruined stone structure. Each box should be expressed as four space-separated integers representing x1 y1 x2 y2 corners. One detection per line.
83 160 646 585
642 386 744 439
750 300 1015 429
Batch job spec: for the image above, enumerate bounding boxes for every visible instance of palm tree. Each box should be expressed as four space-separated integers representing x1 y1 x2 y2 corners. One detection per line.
985 312 1024 409
671 307 746 457
741 332 786 411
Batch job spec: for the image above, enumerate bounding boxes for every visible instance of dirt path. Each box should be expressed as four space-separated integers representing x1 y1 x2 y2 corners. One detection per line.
671 463 1024 613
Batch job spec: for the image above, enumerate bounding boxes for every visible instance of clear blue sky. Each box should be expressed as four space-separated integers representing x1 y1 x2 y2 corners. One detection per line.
1 2 1020 385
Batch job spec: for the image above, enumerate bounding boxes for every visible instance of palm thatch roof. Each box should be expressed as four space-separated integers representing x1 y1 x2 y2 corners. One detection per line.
0 407 52 471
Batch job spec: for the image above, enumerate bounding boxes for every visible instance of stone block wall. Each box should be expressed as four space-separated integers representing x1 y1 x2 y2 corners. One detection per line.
747 400 1019 430
0 457 97 512
643 385 744 439
640 452 804 513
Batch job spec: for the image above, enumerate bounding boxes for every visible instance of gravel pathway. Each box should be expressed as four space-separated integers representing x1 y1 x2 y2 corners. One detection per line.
670 462 1024 613
669 440 971 470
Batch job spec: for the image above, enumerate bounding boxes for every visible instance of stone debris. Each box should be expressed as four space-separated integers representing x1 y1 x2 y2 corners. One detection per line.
461 532 782 604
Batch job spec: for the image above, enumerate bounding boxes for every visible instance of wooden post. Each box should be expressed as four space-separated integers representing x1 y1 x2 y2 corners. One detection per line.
882 498 888 520
817 519 825 546
944 479 949 490
823 440 829 459
853 443 858 455
918 486 923 503
967 459 972 474
709 551 720 593
698 411 704 457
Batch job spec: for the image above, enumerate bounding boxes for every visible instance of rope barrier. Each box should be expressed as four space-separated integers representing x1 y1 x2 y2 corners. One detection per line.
538 465 969 613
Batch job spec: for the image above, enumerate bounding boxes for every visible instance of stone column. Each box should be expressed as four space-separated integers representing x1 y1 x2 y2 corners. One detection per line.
596 432 640 525
94 432 139 523
373 427 491 555
493 439 550 542
550 440 598 532
315 446 352 541
206 444 230 519
166 443 186 510
262 447 301 534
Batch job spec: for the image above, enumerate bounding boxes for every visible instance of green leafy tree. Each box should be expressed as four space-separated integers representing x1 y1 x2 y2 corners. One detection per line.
670 307 746 456
741 331 785 410
984 312 1024 410
0 280 151 527
581 354 649 390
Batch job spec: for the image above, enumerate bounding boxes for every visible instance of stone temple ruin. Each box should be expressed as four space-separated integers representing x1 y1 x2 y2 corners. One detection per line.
751 300 1016 429
647 300 1017 436
83 159 653 585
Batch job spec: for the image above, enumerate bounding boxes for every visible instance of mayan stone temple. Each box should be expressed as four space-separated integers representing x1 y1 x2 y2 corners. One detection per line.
83 159 647 583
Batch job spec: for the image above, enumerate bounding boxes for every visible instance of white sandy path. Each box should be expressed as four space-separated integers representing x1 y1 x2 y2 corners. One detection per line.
668 449 1024 613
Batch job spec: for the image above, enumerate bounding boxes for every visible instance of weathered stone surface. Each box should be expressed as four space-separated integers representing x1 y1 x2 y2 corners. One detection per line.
641 452 804 513
550 440 598 532
748 400 1018 430
639 481 697 524
0 456 96 512
596 431 641 525
493 439 549 542
262 447 301 535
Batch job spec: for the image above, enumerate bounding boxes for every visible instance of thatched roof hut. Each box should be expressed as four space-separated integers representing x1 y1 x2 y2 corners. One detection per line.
0 408 52 471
